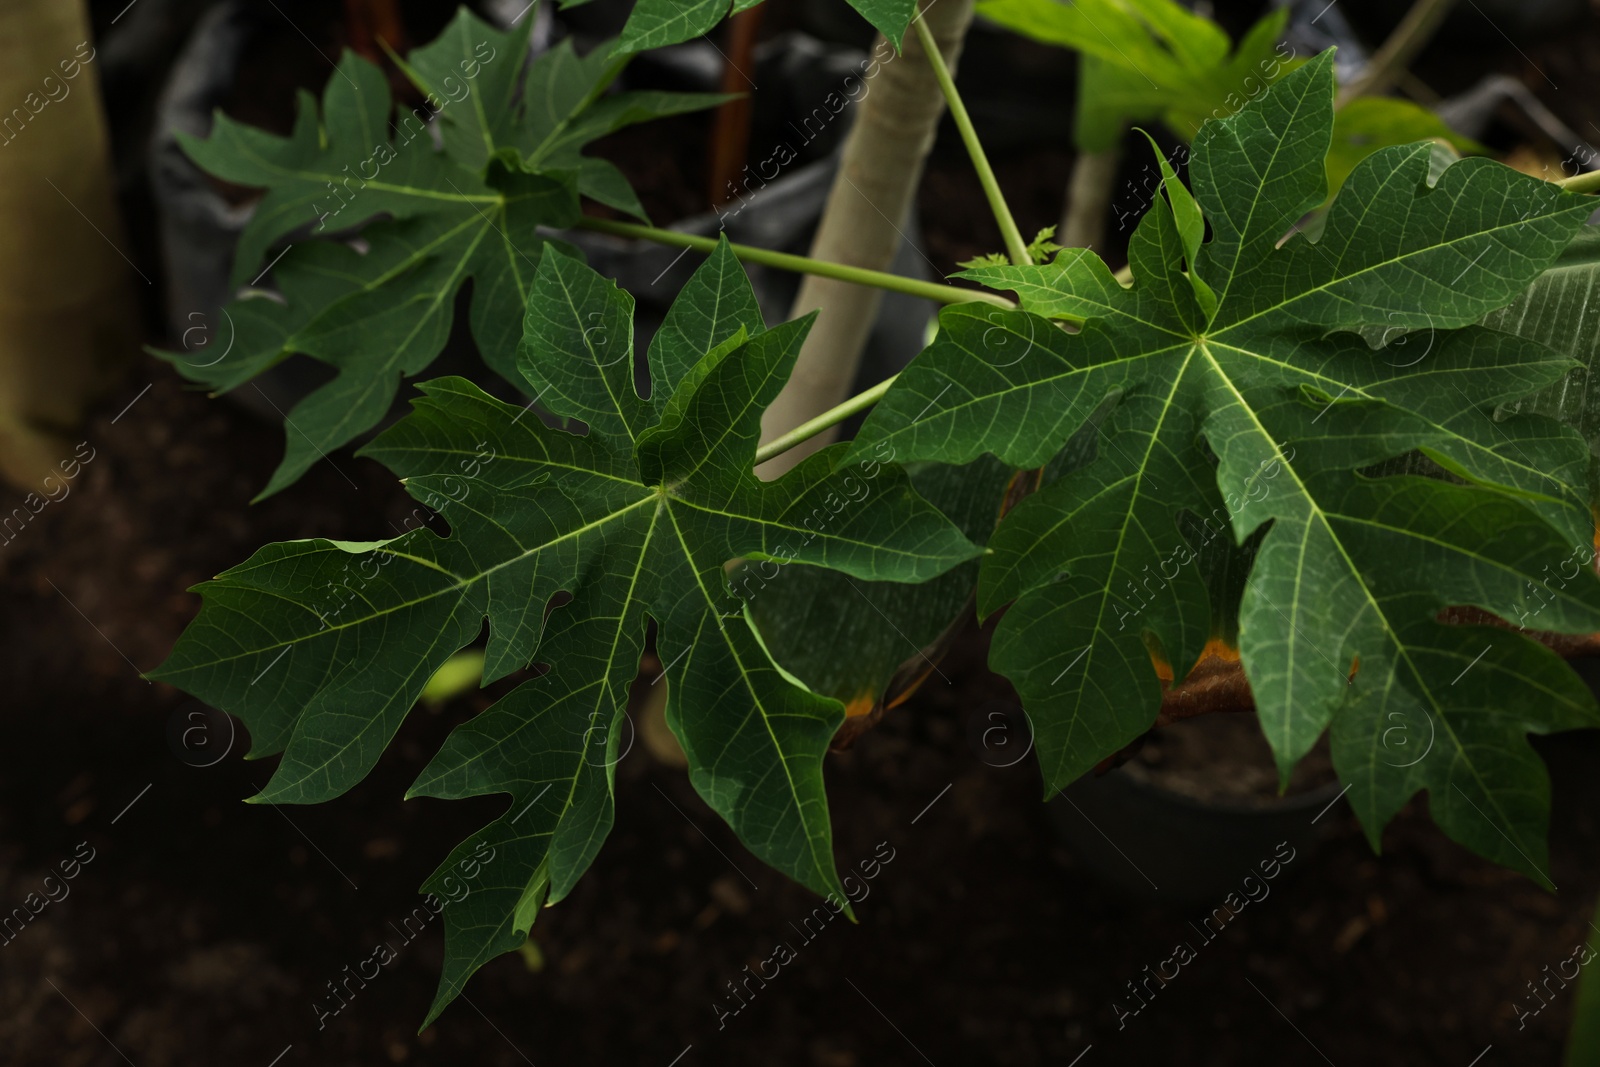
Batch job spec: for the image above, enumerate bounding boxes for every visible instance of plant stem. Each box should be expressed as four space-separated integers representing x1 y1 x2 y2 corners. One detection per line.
753 375 897 466
575 217 1014 307
1336 0 1460 107
1059 145 1121 251
912 15 1031 266
1558 169 1600 195
761 0 975 477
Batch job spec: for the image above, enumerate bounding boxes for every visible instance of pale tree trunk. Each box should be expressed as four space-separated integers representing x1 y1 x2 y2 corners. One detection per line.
757 0 975 476
0 0 137 488
1058 145 1120 253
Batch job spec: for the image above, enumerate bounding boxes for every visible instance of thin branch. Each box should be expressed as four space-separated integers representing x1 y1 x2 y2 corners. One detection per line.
911 15 1031 265
575 217 1014 307
754 376 897 467
1337 0 1461 107
1558 169 1600 194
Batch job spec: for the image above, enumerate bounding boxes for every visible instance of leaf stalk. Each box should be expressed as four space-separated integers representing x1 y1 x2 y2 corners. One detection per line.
1557 169 1600 195
753 375 897 467
575 217 1014 307
1335 0 1460 106
911 15 1032 266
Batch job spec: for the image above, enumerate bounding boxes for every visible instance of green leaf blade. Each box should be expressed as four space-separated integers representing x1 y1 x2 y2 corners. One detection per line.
166 21 718 496
857 50 1600 881
647 235 766 408
158 245 977 1023
519 247 649 441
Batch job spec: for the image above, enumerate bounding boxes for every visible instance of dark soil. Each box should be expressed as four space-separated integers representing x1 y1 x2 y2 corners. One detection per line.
3 372 1598 1067
6 1 1600 1064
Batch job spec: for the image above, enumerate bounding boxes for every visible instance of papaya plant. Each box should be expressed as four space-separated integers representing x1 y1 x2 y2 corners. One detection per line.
154 0 1600 1027
158 10 733 497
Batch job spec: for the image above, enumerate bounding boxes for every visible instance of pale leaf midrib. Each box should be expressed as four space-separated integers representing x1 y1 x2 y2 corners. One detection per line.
171 492 656 672
1196 342 1522 839
663 500 836 889
1039 344 1198 782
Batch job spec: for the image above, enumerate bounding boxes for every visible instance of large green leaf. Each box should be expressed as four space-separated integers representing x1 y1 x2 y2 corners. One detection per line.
977 0 1242 84
850 52 1600 881
152 238 978 1022
983 0 1474 199
159 9 726 497
978 0 1291 150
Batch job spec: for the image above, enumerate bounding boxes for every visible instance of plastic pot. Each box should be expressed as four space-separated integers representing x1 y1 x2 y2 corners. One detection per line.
1050 750 1342 910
